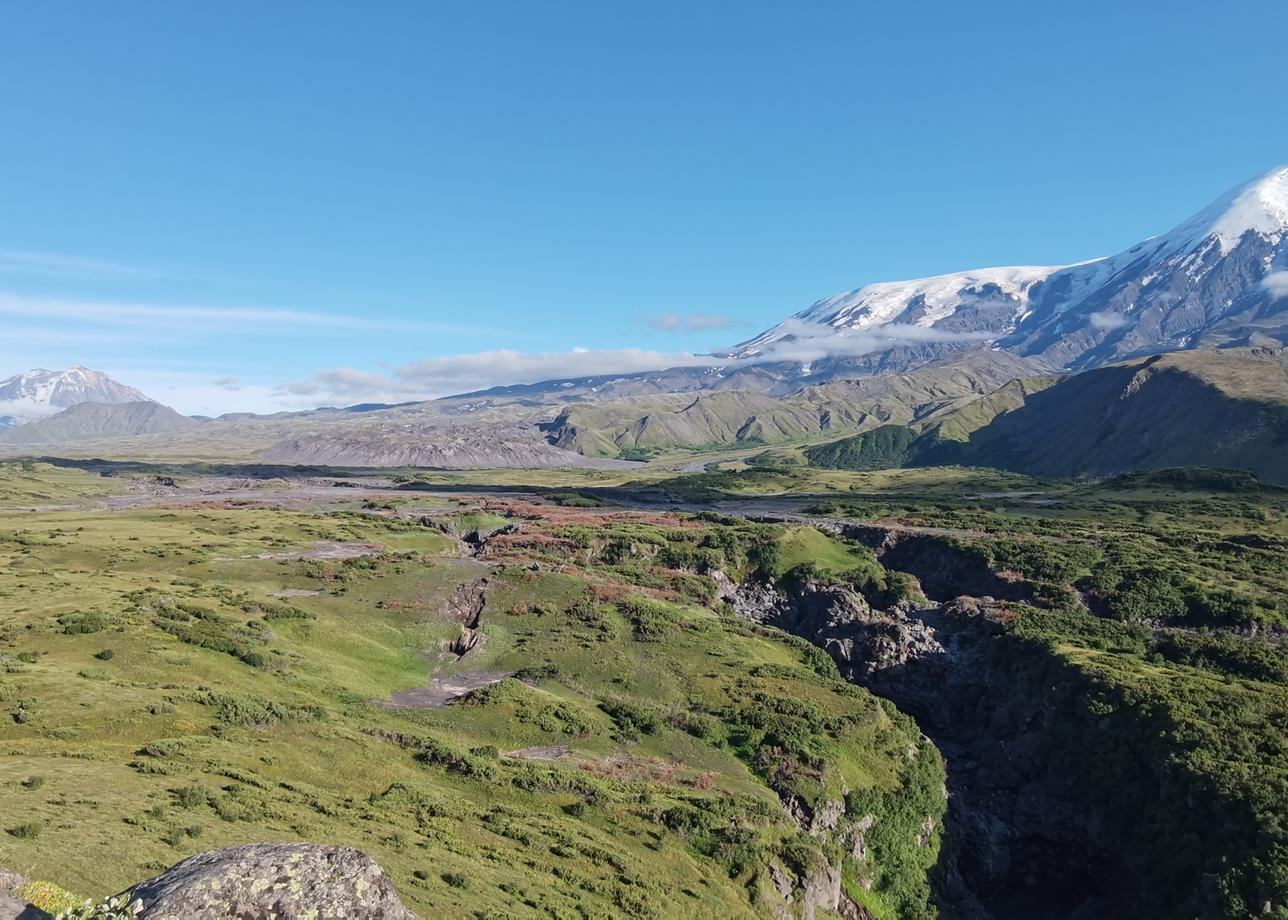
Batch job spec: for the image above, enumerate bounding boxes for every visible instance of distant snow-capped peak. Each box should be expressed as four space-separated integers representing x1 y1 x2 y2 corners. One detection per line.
734 163 1288 372
0 365 152 429
1194 163 1288 254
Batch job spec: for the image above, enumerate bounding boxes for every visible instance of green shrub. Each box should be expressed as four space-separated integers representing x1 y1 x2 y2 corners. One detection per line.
619 596 683 641
600 699 660 740
174 784 208 809
58 611 111 634
805 425 915 471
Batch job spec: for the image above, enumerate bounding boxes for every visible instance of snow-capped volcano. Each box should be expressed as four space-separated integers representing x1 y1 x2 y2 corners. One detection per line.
735 164 1288 374
0 366 153 429
732 265 1060 358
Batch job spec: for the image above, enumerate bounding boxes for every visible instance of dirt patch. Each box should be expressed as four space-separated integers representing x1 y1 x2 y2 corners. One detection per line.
246 541 385 562
376 577 500 708
577 753 714 788
478 497 699 531
504 745 571 761
273 588 323 598
382 670 511 709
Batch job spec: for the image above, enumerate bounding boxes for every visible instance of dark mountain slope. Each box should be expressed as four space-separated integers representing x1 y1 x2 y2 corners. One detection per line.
925 348 1288 482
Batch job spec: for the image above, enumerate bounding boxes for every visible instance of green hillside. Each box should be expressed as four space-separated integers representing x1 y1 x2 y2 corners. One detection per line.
0 463 941 919
795 349 1288 484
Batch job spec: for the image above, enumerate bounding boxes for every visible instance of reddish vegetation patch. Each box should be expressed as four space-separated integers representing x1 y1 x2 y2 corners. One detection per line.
578 754 697 785
994 605 1022 623
688 771 718 790
478 531 580 561
591 582 629 604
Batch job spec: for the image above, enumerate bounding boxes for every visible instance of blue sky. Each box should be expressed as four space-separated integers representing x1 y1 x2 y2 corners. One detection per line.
2 0 1286 413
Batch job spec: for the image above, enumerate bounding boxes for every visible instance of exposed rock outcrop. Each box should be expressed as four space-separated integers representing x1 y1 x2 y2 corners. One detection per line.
0 889 40 920
443 577 488 655
717 572 947 917
713 570 944 682
766 859 844 920
117 843 417 919
0 870 45 920
259 424 633 469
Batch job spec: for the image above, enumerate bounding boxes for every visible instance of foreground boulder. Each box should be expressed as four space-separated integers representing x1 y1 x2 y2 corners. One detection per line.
0 888 43 920
0 870 49 920
118 843 418 919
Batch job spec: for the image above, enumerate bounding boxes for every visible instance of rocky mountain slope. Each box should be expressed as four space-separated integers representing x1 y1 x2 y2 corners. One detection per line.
542 350 1036 457
733 164 1288 379
0 401 200 445
260 422 632 469
0 366 153 429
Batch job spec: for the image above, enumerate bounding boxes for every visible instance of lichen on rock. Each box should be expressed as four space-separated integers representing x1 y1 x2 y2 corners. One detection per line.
117 843 417 919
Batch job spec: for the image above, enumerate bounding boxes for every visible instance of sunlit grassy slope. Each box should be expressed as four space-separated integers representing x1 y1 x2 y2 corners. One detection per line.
0 466 940 918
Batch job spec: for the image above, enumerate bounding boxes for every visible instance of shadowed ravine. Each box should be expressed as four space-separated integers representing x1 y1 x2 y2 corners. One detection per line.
719 528 1158 919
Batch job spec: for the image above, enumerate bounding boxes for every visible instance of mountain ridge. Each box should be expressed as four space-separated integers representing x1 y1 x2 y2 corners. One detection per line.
0 366 153 430
791 347 1288 483
0 401 200 446
732 164 1288 378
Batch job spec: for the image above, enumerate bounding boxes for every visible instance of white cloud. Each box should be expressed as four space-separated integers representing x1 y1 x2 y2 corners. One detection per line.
1088 310 1131 330
0 291 487 336
646 312 740 333
276 347 718 404
212 377 242 391
0 397 62 423
275 322 1001 406
1263 271 1288 300
0 249 170 281
742 319 994 364
397 347 716 393
275 368 400 401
